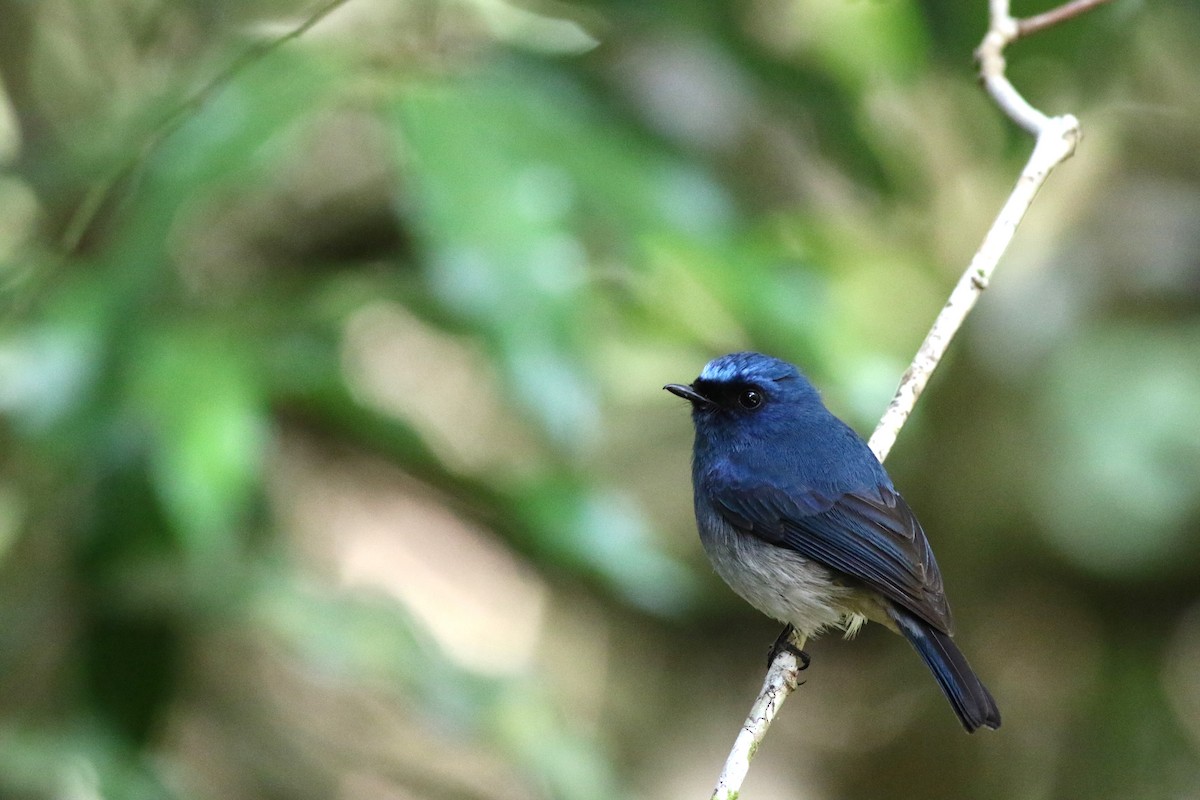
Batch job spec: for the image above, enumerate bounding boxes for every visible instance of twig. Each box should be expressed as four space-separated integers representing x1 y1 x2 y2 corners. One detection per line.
709 1 1110 796
1018 0 1114 38
58 0 354 255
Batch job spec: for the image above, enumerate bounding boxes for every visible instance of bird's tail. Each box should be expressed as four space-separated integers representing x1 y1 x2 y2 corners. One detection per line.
888 606 1001 733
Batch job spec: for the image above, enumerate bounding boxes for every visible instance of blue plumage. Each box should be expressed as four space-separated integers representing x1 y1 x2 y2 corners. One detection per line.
666 352 1000 732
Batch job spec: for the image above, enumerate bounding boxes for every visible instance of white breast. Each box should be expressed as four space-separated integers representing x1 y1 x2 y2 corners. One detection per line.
696 505 879 639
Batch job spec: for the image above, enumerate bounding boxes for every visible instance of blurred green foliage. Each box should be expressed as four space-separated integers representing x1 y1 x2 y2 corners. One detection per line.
3 0 1200 798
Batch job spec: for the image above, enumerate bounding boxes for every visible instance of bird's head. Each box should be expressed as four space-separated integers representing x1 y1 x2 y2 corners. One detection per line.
664 352 822 432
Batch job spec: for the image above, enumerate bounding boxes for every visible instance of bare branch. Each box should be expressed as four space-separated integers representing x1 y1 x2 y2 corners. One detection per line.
709 0 1104 794
975 0 1112 136
867 115 1078 461
710 642 806 800
1018 0 1114 39
871 0 1087 459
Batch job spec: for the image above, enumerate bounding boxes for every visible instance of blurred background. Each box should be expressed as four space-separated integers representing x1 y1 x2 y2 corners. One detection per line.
2 0 1199 797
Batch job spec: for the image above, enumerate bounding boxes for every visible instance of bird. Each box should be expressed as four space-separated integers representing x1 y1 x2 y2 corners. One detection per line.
664 351 1000 732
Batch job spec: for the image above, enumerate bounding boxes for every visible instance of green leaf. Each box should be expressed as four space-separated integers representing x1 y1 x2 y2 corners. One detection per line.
127 326 268 558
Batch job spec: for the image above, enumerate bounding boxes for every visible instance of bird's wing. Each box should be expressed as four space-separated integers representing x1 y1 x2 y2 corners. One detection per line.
712 482 954 634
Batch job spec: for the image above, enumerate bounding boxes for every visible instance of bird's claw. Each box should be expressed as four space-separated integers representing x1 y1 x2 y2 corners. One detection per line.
768 624 810 670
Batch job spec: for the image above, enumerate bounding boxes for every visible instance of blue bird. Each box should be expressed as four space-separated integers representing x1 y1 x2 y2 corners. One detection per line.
665 352 1000 732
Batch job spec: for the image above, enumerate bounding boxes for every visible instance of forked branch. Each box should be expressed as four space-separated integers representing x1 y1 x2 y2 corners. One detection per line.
710 2 1112 797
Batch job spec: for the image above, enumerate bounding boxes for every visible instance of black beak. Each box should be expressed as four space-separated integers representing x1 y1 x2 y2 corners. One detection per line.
664 383 713 406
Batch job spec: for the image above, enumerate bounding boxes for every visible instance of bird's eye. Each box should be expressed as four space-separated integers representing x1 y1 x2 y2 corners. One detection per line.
738 390 763 410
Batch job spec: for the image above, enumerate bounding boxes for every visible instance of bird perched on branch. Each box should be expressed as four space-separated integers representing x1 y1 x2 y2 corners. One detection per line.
665 352 1000 732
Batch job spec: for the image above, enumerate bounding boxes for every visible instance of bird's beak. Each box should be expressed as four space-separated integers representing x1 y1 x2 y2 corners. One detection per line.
664 383 713 407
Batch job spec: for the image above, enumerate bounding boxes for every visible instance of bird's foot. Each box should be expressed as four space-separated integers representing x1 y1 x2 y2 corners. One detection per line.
768 624 810 670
